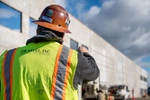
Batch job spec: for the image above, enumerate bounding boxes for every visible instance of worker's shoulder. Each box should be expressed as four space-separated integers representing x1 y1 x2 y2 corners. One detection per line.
0 48 17 57
0 50 8 60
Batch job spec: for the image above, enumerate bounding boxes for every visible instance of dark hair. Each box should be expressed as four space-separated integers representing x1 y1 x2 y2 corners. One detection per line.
37 25 64 38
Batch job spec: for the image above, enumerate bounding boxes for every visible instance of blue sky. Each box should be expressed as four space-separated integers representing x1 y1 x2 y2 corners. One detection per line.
0 1 36 36
0 2 21 32
0 0 150 86
54 0 150 86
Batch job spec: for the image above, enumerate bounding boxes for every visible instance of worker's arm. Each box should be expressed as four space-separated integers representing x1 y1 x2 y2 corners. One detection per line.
73 47 100 89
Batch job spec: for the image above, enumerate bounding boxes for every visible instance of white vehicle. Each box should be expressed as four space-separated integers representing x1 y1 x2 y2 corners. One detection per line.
108 85 130 100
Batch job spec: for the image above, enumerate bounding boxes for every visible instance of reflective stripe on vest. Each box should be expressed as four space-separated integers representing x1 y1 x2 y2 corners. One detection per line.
2 49 17 100
51 45 73 100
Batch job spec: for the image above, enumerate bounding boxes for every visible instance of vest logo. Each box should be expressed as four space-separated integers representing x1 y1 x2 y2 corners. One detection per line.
21 49 50 55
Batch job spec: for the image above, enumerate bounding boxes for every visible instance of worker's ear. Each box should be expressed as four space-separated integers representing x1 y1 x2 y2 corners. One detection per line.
36 26 40 35
83 80 88 84
36 29 38 35
62 33 65 39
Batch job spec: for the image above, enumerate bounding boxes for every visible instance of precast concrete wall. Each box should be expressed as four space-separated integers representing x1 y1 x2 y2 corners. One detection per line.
0 0 147 99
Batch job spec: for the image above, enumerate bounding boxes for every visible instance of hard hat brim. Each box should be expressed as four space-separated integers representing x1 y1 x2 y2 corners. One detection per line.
32 20 71 33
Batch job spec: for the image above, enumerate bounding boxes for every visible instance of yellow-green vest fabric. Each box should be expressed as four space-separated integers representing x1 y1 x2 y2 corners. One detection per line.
0 41 78 100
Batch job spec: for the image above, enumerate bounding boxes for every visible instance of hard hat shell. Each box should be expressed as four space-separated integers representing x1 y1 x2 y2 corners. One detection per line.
33 4 71 33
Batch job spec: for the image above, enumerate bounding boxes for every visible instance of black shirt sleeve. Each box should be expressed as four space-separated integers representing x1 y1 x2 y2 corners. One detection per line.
73 52 100 89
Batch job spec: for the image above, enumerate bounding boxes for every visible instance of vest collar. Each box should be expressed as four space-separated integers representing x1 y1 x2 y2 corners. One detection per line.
26 30 63 45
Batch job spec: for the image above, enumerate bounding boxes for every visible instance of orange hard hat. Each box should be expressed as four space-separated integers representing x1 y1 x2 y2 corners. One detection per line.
33 4 71 33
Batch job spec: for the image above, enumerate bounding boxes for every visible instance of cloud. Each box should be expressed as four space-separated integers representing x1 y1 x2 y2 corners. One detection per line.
132 33 150 47
29 23 37 37
77 0 150 62
13 29 20 33
0 8 16 19
54 0 68 8
54 0 89 17
63 0 150 87
135 55 150 68
74 0 87 15
78 6 101 22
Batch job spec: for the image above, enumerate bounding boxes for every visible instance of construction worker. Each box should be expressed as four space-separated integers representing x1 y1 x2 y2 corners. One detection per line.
0 4 99 100
97 89 105 100
107 93 114 100
142 93 146 98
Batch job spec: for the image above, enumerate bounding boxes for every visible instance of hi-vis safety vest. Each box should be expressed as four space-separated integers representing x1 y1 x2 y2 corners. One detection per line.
0 41 78 100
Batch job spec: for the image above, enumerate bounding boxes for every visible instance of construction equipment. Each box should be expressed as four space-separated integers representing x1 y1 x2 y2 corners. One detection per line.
108 85 130 100
82 83 98 100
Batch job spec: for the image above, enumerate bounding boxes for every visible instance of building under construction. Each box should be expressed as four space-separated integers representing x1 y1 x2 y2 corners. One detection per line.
0 0 147 99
